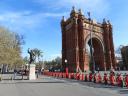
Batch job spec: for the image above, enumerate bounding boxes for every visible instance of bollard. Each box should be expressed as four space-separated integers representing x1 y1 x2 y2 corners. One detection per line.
121 75 125 87
125 74 128 88
103 73 108 85
71 73 74 79
77 73 80 80
79 74 83 81
68 73 70 79
116 74 124 87
85 74 88 82
97 73 102 83
110 74 116 86
89 73 93 82
66 73 68 78
0 76 2 81
81 74 84 81
61 73 63 78
63 73 66 78
76 73 78 80
93 73 97 83
116 74 120 86
75 73 78 80
62 73 64 78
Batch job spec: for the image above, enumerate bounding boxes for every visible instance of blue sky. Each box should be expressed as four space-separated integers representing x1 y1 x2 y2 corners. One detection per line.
0 0 128 60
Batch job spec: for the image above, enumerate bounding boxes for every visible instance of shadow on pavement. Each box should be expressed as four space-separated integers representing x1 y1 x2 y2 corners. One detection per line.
56 77 128 95
118 89 128 94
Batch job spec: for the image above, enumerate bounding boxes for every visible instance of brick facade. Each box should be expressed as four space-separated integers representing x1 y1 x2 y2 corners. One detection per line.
61 8 116 72
121 46 128 69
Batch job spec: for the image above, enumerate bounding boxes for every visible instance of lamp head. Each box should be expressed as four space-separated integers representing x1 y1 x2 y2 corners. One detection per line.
64 59 67 63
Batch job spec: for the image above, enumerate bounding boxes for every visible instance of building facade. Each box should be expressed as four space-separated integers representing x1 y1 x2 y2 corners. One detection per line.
61 7 116 72
121 46 128 69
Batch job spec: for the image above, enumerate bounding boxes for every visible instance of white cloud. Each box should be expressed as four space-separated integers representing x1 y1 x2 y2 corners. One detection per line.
0 11 38 32
35 0 110 19
62 0 109 17
0 11 67 23
0 0 110 34
0 11 67 33
43 12 68 17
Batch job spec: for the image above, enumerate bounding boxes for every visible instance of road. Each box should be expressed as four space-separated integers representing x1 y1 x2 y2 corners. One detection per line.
0 74 128 96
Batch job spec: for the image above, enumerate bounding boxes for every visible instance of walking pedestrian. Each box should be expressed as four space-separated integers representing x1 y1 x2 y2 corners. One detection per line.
13 69 17 80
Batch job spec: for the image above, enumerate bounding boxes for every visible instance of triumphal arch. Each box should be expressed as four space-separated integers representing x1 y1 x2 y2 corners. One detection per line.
61 7 116 72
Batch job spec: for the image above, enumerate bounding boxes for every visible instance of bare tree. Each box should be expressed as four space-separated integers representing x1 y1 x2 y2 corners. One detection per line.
0 26 24 69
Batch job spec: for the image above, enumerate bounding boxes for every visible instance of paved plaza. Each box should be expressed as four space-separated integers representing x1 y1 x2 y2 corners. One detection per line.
0 74 128 96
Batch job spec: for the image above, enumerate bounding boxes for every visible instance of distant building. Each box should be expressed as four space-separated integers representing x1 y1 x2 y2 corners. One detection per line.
115 53 122 63
121 46 128 69
115 53 123 70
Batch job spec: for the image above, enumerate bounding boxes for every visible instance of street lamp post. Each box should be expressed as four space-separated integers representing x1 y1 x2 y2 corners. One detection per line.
87 12 95 74
64 59 68 74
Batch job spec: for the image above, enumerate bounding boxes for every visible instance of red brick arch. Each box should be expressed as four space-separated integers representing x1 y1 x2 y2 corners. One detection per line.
61 8 116 72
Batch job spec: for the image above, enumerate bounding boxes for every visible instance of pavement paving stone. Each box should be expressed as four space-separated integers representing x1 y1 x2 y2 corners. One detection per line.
0 74 128 96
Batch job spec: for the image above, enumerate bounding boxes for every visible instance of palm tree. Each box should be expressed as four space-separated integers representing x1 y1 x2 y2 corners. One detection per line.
32 48 43 64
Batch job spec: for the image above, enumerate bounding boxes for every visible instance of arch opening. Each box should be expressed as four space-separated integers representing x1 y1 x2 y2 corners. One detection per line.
87 38 104 71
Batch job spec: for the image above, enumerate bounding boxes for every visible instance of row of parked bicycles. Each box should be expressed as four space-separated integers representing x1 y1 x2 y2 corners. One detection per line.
43 71 128 88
